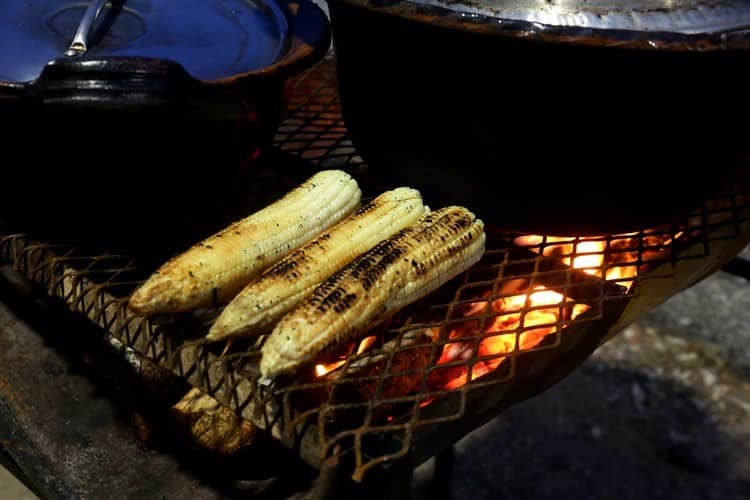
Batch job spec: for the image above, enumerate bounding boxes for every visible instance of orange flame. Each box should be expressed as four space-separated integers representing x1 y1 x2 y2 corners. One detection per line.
436 286 590 390
314 336 378 377
514 230 682 291
428 228 683 391
314 361 345 378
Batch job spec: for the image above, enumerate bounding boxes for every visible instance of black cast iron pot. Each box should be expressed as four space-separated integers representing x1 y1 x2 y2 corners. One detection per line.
327 0 750 234
0 0 329 252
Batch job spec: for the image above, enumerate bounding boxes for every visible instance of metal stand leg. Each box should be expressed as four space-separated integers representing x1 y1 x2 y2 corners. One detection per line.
722 257 750 281
312 456 415 500
312 459 350 500
380 461 416 500
427 446 455 500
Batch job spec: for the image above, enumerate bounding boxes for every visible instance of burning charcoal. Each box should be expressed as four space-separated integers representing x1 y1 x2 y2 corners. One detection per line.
423 277 595 391
332 333 433 400
321 331 434 430
514 228 690 293
285 334 383 413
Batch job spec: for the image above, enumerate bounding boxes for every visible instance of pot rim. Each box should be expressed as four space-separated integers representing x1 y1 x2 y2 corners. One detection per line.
329 0 750 52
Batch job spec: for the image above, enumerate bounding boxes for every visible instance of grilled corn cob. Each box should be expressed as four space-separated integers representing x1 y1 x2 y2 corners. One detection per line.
128 170 361 316
260 206 486 378
207 187 427 342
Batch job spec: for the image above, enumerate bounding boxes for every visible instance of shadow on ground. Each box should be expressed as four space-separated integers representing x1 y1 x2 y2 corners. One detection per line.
414 358 750 500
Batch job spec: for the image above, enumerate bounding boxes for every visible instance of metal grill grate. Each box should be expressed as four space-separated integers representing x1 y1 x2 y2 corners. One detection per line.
2 56 750 481
274 58 364 169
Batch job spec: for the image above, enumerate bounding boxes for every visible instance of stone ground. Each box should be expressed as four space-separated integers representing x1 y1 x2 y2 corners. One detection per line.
2 250 750 499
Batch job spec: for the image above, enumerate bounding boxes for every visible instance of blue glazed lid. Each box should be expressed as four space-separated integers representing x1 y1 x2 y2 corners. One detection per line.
0 0 292 84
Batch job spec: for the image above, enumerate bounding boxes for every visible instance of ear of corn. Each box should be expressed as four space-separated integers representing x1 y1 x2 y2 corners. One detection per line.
260 206 486 378
128 170 361 316
207 187 427 342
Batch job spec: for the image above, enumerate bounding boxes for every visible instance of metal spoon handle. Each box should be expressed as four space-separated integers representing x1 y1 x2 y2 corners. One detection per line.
65 0 112 57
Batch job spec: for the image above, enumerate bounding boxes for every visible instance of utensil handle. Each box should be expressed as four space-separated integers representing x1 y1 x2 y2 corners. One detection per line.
65 0 113 57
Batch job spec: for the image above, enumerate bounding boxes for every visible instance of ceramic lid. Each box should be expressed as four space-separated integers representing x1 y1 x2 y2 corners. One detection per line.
0 0 290 84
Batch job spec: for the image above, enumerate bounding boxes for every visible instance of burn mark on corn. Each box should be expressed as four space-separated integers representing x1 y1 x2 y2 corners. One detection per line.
318 287 342 310
307 208 478 318
337 234 409 291
335 293 358 313
366 244 408 289
305 233 331 252
353 200 378 216
312 282 359 314
267 250 311 278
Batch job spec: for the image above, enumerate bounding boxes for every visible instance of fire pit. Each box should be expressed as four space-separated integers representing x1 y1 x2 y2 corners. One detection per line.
1 56 750 497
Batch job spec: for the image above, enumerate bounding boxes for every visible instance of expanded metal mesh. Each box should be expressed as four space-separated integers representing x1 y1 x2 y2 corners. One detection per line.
2 56 750 481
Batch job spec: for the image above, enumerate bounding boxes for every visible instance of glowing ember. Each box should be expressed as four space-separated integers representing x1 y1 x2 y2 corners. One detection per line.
315 228 686 397
434 286 590 390
315 361 345 378
514 229 682 291
314 336 377 377
572 240 604 274
357 335 377 354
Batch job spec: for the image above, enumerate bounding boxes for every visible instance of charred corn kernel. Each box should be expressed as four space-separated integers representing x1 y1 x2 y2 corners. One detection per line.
207 187 427 342
128 170 361 316
260 206 486 378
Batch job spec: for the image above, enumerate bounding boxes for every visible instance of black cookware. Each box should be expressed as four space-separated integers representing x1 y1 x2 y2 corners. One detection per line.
0 0 329 250
327 0 750 234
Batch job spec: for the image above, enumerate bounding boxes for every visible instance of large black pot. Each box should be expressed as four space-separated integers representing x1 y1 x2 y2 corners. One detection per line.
327 0 750 234
0 0 330 252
